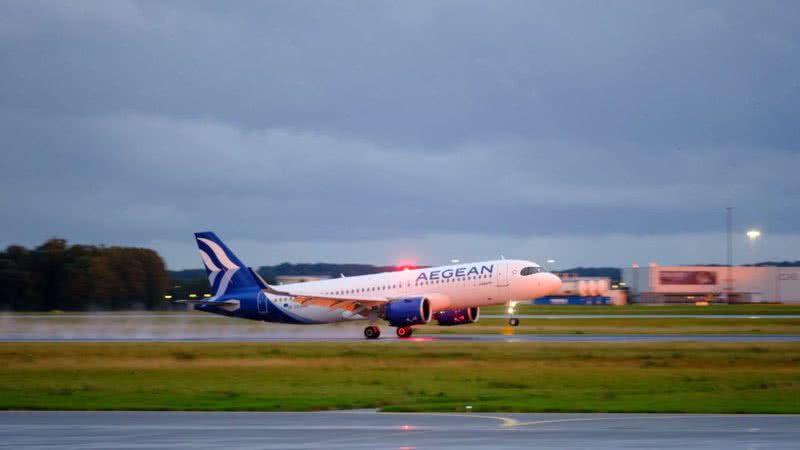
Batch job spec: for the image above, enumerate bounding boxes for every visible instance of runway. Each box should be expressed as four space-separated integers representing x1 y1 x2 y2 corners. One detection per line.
3 334 800 343
1 411 797 449
2 313 798 342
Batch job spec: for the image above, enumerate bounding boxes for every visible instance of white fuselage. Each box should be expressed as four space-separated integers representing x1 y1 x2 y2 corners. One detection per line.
264 259 562 323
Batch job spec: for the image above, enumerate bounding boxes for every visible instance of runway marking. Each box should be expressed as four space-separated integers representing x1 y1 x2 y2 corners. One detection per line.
336 411 636 429
504 417 613 427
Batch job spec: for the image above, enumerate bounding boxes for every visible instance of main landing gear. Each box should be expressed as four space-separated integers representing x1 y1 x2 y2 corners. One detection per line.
363 325 415 339
396 326 414 338
364 325 381 339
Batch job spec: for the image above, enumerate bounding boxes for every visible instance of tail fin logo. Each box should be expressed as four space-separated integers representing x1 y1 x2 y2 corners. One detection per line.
197 237 240 296
197 238 239 270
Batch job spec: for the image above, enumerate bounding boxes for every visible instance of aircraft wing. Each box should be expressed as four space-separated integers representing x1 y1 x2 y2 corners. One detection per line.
292 294 388 312
262 285 388 312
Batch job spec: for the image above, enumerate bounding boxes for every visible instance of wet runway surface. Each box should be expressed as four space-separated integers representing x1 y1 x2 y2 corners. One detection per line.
3 334 800 343
2 314 798 343
1 411 797 449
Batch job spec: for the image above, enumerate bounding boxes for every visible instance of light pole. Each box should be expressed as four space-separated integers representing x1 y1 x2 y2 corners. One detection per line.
746 229 762 263
746 229 762 299
725 207 733 303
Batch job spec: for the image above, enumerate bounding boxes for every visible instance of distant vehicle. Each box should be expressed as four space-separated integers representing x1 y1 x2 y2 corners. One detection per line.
180 232 562 339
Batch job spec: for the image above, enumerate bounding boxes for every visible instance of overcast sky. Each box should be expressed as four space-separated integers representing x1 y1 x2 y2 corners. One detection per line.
1 1 799 270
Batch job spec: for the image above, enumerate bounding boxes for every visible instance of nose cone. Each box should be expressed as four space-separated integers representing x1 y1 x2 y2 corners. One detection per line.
544 272 562 294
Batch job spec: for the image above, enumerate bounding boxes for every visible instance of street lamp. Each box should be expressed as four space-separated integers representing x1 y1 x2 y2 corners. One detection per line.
745 229 761 301
746 230 761 241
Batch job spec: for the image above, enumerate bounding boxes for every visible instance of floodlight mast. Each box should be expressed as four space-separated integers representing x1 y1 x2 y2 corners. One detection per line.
726 207 733 303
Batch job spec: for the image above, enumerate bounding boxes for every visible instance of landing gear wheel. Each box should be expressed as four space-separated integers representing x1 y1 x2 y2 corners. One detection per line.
364 326 381 339
396 326 413 338
508 318 520 327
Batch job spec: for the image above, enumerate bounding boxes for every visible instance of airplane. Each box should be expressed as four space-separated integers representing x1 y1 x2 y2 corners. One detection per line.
178 231 562 339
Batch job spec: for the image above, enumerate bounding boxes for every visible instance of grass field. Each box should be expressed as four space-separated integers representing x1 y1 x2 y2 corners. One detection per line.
1 342 798 413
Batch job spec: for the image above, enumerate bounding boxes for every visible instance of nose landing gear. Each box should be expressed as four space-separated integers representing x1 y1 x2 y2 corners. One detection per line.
364 325 381 339
507 301 520 327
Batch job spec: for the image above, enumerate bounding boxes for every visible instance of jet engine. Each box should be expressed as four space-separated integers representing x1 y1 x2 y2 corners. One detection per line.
385 297 432 327
435 307 480 326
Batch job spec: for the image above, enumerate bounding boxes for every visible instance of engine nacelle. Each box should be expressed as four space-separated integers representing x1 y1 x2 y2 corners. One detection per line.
385 297 432 327
435 307 480 326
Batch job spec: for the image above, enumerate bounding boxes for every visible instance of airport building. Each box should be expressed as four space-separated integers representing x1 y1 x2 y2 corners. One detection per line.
623 265 800 304
531 275 627 305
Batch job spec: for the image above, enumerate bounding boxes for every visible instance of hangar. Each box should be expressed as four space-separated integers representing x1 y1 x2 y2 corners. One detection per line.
623 265 800 304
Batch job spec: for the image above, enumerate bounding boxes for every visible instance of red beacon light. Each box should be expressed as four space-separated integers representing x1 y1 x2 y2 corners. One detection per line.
396 259 417 271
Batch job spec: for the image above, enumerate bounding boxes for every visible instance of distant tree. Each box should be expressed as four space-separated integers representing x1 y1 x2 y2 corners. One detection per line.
0 239 170 311
0 245 33 311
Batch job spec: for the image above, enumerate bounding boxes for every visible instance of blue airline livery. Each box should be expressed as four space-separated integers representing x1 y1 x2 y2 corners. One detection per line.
180 232 562 339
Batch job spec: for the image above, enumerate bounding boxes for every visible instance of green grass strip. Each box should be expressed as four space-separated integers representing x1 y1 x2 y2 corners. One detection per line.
1 342 798 413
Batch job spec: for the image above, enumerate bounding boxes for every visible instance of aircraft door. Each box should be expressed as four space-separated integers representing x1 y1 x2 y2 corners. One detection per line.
496 261 509 287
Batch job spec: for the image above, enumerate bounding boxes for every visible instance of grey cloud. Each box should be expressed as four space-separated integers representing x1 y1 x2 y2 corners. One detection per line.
1 1 798 267
2 1 798 147
2 113 797 242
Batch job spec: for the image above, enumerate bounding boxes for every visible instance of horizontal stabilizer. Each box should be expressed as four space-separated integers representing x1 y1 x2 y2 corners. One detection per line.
174 298 240 312
174 299 238 305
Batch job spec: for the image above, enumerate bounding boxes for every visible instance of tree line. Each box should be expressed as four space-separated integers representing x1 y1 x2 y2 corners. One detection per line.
0 239 170 311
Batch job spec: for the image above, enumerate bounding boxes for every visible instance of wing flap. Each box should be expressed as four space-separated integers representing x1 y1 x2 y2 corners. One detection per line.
289 294 388 312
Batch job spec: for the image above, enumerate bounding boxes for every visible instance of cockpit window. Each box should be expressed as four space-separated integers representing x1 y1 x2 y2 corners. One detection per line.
520 266 543 276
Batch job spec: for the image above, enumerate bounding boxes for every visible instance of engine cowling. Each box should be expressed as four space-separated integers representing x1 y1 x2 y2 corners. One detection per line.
435 307 480 326
385 297 432 327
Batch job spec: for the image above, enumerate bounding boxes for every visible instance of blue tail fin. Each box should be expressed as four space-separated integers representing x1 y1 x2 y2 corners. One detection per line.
194 232 259 296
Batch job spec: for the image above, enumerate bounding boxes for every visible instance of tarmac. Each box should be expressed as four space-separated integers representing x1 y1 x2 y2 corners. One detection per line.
2 313 799 342
1 411 797 449
3 334 800 343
